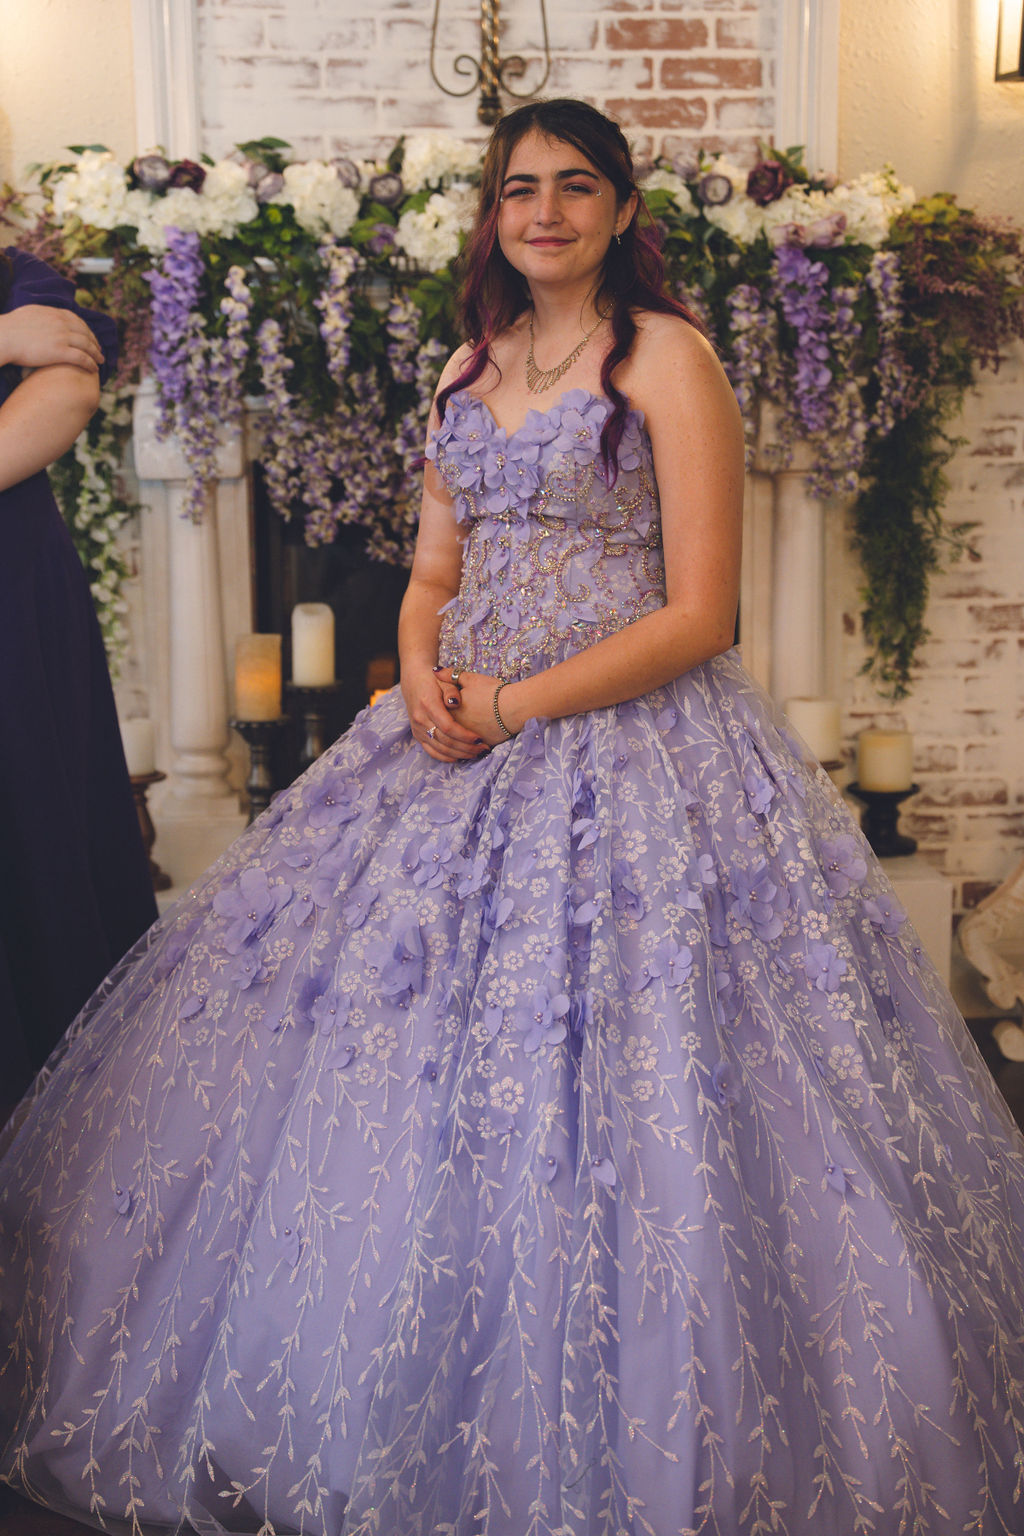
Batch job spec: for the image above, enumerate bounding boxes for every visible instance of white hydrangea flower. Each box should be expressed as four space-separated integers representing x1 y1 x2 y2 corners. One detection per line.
401 133 482 194
829 171 915 248
277 162 360 239
395 191 467 271
641 167 695 217
201 160 259 230
51 151 129 231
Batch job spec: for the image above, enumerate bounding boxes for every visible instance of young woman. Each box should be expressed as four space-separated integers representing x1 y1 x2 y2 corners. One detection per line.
2 102 1023 1536
0 250 156 1108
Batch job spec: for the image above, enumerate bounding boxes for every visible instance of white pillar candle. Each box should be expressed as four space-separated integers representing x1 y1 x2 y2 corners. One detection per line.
291 602 335 687
857 729 914 792
783 696 841 764
121 717 156 777
235 634 282 721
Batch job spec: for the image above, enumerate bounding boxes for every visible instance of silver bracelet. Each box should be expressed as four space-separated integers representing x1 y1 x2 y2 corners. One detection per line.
492 683 515 740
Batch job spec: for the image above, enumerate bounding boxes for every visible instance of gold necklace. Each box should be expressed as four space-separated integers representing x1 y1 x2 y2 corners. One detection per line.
525 305 611 394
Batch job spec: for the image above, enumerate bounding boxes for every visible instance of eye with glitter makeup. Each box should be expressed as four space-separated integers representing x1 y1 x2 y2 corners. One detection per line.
500 177 603 204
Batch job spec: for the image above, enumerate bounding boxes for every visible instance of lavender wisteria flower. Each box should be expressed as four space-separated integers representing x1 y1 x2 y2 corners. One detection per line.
772 243 834 438
315 242 361 384
866 249 913 435
146 228 252 521
723 283 780 459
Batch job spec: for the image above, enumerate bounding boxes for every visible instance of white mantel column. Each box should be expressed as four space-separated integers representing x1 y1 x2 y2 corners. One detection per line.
133 381 249 822
770 463 828 702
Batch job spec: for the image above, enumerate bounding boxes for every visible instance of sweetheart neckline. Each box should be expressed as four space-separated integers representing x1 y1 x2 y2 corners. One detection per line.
448 385 644 446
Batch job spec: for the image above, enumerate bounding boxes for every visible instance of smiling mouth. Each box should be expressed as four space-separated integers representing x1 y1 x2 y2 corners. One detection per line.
528 238 572 246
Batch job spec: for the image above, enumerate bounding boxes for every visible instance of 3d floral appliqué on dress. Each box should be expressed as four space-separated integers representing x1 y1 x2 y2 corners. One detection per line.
2 388 1024 1536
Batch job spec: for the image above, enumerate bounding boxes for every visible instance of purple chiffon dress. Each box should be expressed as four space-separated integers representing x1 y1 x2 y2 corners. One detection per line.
0 249 156 1095
2 387 1024 1536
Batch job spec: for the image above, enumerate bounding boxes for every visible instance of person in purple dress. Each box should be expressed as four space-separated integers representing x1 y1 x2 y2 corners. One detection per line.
0 249 156 1105
2 102 1024 1536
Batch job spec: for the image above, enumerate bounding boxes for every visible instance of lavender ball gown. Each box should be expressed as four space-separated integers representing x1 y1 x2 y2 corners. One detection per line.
2 388 1024 1536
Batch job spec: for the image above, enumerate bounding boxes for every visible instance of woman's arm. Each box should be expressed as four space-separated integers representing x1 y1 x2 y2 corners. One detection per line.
0 302 104 374
399 350 490 763
449 316 745 742
0 363 101 493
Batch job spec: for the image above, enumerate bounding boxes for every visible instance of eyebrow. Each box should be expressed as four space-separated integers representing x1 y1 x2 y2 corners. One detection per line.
501 167 600 187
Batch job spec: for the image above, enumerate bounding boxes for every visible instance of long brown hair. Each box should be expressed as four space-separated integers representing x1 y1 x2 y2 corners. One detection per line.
436 98 703 473
0 251 12 310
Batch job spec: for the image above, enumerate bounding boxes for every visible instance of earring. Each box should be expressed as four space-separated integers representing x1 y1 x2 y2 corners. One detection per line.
614 232 622 245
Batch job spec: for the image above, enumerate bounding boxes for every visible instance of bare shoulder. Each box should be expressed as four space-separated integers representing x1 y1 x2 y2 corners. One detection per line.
436 343 476 391
621 310 740 430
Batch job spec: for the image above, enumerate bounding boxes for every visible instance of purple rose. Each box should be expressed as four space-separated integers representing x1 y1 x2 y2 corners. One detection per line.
131 153 172 193
745 160 793 207
167 159 207 193
331 157 362 190
697 172 733 207
369 172 404 208
255 171 285 204
804 212 847 248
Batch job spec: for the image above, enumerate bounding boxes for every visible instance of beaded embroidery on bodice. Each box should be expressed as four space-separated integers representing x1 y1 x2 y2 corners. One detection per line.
427 388 666 681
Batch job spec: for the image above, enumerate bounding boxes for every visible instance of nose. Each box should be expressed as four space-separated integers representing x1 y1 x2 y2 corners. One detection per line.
534 185 563 223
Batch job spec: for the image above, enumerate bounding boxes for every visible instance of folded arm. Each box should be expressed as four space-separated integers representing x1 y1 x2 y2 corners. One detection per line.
0 363 101 492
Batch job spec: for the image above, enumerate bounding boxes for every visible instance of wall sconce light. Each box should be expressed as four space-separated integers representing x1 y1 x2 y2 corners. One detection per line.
430 0 551 125
996 2 1024 80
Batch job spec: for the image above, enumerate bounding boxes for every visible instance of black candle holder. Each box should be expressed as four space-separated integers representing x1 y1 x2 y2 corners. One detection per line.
286 681 342 773
230 717 289 824
848 781 920 858
129 769 172 891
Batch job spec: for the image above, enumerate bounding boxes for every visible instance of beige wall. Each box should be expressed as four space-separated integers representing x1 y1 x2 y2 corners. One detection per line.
839 0 1024 218
0 0 136 188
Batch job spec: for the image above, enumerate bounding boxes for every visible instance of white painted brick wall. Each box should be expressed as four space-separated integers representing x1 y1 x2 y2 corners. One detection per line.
196 0 777 162
841 342 1024 913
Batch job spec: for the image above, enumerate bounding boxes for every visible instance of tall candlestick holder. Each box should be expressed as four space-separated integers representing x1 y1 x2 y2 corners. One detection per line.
129 770 172 891
286 681 342 774
848 782 919 858
230 717 289 824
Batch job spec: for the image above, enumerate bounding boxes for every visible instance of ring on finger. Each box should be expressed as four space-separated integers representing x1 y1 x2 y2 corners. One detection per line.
451 669 462 687
427 724 437 740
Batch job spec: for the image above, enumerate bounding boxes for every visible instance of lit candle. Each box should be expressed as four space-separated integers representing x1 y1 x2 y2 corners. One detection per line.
291 602 335 687
235 633 282 720
783 696 841 764
857 729 914 792
121 716 156 777
369 689 389 707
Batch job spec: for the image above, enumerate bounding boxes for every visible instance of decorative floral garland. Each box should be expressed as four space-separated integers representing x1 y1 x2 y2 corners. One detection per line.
5 133 1022 695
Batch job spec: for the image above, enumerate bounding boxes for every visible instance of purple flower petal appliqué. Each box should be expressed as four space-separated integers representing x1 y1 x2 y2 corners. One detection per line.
327 1038 356 1070
862 892 906 936
711 1059 740 1109
590 1156 617 1187
214 867 293 954
539 1154 559 1184
821 835 868 898
114 1185 132 1216
803 942 847 995
341 887 379 929
180 994 205 1020
824 1160 848 1195
277 1223 301 1269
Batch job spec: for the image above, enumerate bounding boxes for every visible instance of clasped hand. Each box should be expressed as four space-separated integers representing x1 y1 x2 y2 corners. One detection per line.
402 665 509 761
0 305 104 373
